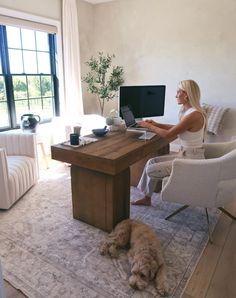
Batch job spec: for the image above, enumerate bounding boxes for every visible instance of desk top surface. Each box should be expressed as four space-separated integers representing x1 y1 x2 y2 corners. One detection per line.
51 131 168 175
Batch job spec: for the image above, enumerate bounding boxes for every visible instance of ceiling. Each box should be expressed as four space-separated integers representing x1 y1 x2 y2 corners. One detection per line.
83 0 115 4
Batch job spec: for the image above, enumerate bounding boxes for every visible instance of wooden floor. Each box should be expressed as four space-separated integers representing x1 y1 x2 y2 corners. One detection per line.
2 157 236 298
182 198 236 298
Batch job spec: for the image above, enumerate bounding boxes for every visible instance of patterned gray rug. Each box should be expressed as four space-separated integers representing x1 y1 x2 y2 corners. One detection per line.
0 163 219 298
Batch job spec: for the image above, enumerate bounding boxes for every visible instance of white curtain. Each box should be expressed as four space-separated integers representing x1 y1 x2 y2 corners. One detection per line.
62 0 84 121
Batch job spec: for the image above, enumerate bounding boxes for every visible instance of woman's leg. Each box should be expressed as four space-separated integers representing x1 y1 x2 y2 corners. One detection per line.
131 154 178 205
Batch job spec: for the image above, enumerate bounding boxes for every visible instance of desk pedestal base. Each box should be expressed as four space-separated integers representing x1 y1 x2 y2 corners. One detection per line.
71 165 130 232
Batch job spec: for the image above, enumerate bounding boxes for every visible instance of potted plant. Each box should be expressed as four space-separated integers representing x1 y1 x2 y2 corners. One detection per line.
82 52 124 116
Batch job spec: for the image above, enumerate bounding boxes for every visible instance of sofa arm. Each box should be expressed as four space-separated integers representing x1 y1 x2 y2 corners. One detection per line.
0 132 37 158
0 148 10 205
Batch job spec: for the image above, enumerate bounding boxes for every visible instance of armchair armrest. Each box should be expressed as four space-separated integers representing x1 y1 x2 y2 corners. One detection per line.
0 132 37 158
204 140 236 158
161 158 221 207
0 148 10 204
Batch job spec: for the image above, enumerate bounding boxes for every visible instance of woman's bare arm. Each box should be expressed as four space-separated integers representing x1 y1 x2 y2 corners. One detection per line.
144 119 174 130
139 111 204 141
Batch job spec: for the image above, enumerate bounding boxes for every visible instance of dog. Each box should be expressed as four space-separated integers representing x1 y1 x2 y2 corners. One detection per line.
100 219 168 296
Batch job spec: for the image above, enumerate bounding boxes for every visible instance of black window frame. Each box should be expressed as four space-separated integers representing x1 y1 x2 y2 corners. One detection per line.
0 24 60 132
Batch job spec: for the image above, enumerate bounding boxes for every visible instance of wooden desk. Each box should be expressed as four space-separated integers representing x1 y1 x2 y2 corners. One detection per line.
51 131 169 232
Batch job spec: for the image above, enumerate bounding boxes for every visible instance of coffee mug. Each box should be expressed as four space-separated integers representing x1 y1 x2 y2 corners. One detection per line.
73 125 82 135
70 133 79 145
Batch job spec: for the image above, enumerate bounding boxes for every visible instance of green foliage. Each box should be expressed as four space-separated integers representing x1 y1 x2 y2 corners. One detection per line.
0 79 5 101
33 76 52 96
83 52 124 115
13 79 27 92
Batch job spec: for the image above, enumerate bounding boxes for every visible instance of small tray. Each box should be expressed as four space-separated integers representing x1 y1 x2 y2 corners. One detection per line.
61 136 98 148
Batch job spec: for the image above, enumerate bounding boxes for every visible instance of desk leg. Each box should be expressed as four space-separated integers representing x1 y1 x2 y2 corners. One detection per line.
71 165 130 232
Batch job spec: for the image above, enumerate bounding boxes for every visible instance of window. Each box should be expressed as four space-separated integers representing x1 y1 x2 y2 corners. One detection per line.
0 24 59 131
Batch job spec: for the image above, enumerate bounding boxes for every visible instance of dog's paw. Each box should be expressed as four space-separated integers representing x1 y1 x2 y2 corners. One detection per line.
99 242 119 258
156 286 168 297
108 244 119 258
129 275 148 290
99 242 109 255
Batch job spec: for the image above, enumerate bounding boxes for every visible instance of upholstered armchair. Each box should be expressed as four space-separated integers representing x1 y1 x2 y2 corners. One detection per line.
0 132 39 209
161 140 236 241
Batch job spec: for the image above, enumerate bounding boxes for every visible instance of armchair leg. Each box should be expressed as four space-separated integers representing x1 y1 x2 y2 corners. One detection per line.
165 205 189 220
218 207 236 220
205 208 213 244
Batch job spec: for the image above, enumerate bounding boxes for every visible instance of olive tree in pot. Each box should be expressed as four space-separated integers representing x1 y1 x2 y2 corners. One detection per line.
82 52 124 116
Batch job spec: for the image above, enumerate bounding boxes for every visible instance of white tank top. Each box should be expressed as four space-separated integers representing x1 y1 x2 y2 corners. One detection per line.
178 108 205 148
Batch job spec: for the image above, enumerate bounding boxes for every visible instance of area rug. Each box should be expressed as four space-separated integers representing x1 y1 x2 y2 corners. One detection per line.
0 163 219 298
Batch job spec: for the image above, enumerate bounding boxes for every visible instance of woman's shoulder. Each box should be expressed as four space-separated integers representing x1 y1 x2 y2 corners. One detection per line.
184 107 197 115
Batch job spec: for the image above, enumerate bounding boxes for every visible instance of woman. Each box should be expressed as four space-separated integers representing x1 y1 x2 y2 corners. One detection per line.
132 79 207 206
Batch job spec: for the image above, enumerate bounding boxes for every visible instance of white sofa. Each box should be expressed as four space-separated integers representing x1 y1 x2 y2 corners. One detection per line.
0 132 39 209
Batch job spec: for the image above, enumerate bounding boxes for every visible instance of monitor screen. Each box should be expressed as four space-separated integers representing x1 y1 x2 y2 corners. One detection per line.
119 85 166 119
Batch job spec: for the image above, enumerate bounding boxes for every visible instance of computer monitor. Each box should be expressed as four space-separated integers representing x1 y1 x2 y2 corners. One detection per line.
119 85 166 119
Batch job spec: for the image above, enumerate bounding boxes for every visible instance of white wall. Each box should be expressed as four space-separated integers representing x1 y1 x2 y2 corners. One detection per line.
1 0 236 140
0 0 61 20
77 0 96 114
79 0 236 140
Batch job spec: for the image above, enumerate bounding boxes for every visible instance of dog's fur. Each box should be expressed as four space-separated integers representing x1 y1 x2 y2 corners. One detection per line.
100 219 168 296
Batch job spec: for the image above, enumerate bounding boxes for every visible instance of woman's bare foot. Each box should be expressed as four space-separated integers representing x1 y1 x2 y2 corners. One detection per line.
131 196 151 206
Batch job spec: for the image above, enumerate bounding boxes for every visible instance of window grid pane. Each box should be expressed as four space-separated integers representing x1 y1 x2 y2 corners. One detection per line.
36 31 49 51
9 49 23 73
0 56 2 73
13 76 27 99
21 28 36 50
0 102 10 127
13 74 54 124
6 26 21 49
0 76 7 101
38 52 51 74
23 50 37 73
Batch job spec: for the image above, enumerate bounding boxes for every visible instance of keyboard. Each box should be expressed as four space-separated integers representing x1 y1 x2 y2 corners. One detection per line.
127 127 148 132
139 132 157 140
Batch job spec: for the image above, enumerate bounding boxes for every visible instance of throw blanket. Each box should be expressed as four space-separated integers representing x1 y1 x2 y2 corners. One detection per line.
202 103 229 135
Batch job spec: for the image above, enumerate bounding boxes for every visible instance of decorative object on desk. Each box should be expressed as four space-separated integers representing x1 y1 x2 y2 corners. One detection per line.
0 164 220 298
63 136 98 148
70 133 79 145
82 52 124 116
21 113 41 133
92 126 109 137
73 125 82 136
106 109 126 132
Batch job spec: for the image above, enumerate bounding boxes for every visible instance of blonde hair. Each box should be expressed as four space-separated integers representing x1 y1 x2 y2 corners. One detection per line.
178 79 207 132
